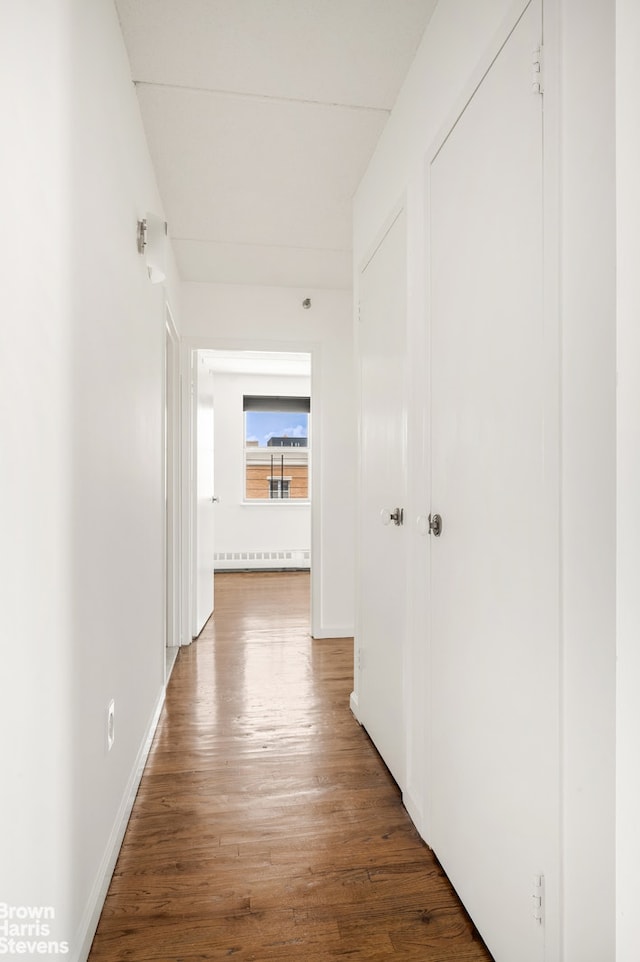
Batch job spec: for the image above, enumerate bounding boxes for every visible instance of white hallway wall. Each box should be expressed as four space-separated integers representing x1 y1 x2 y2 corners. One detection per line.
0 2 181 959
3 2 631 960
211 369 311 559
182 283 355 638
616 0 640 957
353 1 615 959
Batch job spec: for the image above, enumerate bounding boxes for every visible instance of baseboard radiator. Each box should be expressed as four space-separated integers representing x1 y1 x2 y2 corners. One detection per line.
214 549 310 571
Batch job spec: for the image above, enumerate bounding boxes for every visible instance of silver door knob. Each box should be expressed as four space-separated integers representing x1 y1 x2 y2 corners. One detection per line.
428 513 442 537
211 495 220 503
380 507 404 527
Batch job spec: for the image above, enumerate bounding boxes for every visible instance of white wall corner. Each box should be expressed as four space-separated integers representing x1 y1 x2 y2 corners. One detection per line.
349 690 360 721
402 788 425 841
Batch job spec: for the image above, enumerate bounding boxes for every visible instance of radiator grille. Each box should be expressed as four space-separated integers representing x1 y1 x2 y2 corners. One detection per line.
213 549 310 571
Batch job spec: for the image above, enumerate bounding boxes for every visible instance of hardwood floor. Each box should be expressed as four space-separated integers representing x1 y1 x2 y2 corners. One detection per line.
89 571 492 962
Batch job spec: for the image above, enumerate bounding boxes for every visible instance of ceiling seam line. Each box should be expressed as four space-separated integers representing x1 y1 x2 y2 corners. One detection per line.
132 80 391 115
172 238 351 254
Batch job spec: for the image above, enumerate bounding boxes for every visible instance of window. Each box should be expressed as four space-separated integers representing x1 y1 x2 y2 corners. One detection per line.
268 478 291 499
244 395 310 501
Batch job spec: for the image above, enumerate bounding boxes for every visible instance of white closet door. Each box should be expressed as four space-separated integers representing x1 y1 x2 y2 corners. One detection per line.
357 209 408 789
429 2 559 960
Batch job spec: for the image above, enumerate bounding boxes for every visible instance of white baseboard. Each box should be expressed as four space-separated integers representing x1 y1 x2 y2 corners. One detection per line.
74 686 166 962
349 690 360 721
311 625 354 640
402 786 426 842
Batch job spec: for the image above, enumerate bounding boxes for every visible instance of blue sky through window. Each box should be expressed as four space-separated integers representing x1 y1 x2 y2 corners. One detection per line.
245 411 308 447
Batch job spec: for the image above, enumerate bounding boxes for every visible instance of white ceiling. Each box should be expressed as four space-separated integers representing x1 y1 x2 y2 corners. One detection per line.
204 350 311 377
115 0 437 289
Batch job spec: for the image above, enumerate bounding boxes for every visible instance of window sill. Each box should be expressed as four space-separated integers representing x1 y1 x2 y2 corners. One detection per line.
241 500 311 506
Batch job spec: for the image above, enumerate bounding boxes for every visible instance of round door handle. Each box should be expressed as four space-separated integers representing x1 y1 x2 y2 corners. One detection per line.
416 514 430 536
428 513 442 537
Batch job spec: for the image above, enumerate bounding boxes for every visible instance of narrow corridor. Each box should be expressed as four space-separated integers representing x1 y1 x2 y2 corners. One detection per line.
89 571 492 961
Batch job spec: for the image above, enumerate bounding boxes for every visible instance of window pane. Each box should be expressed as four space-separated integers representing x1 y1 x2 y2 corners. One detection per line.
268 479 291 499
245 411 308 445
245 408 309 500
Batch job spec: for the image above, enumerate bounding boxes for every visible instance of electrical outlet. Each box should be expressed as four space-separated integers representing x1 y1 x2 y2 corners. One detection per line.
106 700 115 752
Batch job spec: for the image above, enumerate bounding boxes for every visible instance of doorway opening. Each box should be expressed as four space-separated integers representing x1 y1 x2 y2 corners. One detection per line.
190 349 313 640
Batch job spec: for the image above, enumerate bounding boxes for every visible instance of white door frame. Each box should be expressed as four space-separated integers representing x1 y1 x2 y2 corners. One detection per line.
164 303 182 664
191 352 216 637
180 335 321 643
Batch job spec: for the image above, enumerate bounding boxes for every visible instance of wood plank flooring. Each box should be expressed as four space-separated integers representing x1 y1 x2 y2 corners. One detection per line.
89 571 493 962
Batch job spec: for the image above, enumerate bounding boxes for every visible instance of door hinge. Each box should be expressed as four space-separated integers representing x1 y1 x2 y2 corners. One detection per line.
357 648 363 671
532 874 544 924
532 44 544 95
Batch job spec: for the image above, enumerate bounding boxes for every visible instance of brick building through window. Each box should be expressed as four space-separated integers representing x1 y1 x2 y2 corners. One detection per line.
244 397 310 500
